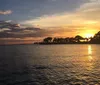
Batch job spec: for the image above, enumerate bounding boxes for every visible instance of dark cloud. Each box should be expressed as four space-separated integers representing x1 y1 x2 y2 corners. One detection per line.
0 21 43 38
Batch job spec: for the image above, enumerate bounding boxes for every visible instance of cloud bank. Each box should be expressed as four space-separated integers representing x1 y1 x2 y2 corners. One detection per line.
21 1 100 28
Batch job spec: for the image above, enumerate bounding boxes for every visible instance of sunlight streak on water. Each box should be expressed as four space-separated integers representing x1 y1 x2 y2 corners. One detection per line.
86 45 94 71
88 45 92 55
88 45 93 62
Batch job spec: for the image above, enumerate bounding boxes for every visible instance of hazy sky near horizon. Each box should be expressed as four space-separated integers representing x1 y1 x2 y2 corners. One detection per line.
0 0 100 44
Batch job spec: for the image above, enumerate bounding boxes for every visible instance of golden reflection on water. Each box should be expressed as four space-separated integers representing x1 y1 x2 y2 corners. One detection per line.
88 45 92 55
88 45 93 62
86 45 94 71
79 45 94 71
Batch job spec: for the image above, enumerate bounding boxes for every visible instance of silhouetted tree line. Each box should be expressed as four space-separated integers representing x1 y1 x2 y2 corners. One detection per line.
34 31 100 44
90 31 100 44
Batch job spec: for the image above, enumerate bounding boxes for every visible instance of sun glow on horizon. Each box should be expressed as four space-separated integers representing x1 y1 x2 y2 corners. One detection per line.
84 33 94 38
80 30 96 38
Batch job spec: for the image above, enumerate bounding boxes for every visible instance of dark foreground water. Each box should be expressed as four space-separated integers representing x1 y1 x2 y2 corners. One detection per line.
0 44 100 85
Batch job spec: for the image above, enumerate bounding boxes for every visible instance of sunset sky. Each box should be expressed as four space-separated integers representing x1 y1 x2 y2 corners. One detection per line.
0 0 100 44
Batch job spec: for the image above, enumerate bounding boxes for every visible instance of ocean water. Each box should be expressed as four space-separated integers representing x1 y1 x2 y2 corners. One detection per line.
0 44 100 85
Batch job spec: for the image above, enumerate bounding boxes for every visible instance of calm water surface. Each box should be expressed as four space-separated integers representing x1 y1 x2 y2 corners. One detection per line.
0 45 100 85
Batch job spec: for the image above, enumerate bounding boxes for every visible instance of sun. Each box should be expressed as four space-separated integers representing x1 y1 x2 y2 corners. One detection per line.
84 33 94 38
81 30 95 38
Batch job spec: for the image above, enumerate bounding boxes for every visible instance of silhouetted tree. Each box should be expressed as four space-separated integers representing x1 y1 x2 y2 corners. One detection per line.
75 35 84 42
43 37 52 43
65 37 70 43
53 38 58 43
94 31 100 39
69 37 76 43
91 31 100 43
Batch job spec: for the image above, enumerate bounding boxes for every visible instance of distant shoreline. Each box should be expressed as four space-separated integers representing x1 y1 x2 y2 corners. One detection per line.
0 43 34 46
34 43 100 45
0 43 100 46
34 31 100 45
